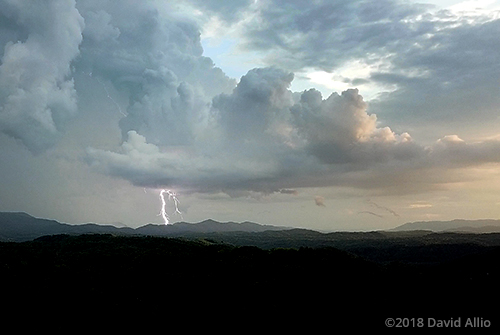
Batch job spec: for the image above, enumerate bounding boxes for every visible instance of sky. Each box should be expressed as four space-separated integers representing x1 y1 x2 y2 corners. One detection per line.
1 0 500 231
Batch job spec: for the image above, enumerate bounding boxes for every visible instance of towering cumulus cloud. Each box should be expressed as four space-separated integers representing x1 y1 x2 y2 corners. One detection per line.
0 0 83 153
76 0 235 147
291 88 416 165
3 0 500 201
87 67 298 193
87 65 427 194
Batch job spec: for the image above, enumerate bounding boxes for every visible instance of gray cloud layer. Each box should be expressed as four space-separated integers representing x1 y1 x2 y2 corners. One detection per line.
242 0 430 70
237 0 500 128
0 0 83 153
2 0 500 199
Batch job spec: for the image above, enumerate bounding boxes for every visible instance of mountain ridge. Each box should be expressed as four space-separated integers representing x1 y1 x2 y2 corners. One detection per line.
391 218 500 232
0 212 291 242
4 211 500 243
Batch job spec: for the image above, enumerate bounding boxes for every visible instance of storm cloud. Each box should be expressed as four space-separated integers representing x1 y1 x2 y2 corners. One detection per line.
234 0 500 134
86 66 423 194
2 0 500 229
1 0 499 196
0 0 83 153
86 64 500 195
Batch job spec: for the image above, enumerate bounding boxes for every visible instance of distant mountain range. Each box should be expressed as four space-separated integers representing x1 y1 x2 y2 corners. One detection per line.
2 211 500 243
391 219 500 233
0 212 291 242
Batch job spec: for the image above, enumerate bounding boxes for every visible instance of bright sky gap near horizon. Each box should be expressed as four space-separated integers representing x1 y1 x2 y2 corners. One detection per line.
1 0 500 231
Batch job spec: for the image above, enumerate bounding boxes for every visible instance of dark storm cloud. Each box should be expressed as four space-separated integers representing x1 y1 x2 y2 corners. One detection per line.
86 67 304 194
0 0 84 153
238 0 500 127
241 0 431 71
369 16 500 125
75 0 236 146
3 0 500 200
86 64 500 196
212 67 294 140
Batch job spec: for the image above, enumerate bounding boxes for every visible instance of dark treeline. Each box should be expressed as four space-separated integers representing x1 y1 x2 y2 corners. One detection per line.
1 234 499 331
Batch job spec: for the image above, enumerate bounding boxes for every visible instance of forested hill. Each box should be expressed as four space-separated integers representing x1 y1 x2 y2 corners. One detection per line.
1 234 499 331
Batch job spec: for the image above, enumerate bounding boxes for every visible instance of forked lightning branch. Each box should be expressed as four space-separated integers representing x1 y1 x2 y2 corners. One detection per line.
158 189 182 225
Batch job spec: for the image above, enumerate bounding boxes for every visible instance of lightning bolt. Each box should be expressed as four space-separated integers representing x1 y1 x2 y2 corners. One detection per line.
159 189 182 225
88 71 127 117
